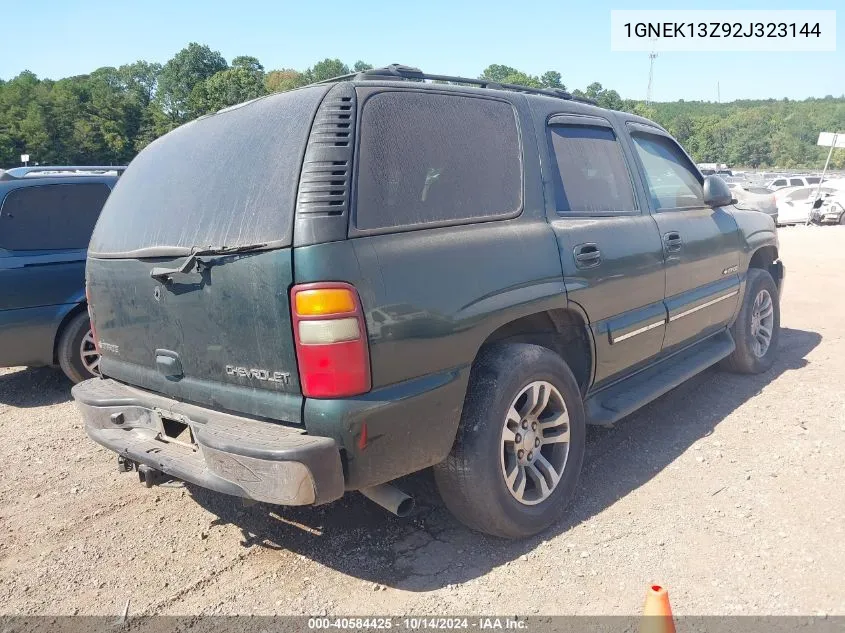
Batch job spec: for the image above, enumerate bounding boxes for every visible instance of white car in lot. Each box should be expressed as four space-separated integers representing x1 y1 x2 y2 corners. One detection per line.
775 179 845 225
809 179 845 225
766 175 823 191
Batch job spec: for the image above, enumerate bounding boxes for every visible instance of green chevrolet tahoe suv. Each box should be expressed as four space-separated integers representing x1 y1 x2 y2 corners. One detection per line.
72 65 784 538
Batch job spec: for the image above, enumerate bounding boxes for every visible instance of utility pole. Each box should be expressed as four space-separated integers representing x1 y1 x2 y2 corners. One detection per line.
646 50 658 105
717 82 720 104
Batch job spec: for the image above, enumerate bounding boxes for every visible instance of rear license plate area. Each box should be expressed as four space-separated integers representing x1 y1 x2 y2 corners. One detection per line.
155 413 196 449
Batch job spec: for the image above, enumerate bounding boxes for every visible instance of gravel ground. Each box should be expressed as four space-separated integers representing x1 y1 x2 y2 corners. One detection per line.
1 226 843 617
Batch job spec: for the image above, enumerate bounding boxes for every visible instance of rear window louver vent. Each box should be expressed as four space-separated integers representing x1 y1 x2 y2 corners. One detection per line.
296 84 356 218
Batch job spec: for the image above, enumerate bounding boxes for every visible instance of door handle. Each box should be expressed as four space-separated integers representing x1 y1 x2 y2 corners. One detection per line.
663 231 682 253
573 243 602 268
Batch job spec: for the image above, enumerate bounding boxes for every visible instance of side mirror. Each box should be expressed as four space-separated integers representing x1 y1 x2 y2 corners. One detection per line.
703 175 734 208
813 198 824 209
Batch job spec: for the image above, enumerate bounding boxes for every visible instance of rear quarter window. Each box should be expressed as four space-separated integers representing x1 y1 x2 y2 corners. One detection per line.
0 183 110 251
547 125 636 214
354 91 522 231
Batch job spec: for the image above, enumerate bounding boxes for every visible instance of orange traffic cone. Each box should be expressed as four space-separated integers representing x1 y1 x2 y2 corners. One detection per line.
640 584 675 633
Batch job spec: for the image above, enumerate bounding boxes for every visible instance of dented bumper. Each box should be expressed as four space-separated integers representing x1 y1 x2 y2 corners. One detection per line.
72 378 345 506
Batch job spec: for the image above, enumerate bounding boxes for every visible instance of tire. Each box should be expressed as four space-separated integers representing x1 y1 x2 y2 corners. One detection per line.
57 311 100 384
720 268 780 374
434 343 586 539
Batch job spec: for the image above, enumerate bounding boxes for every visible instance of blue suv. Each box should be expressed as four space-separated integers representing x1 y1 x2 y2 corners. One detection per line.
0 166 124 382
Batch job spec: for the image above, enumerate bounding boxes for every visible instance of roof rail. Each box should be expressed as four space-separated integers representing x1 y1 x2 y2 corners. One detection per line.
317 64 599 106
1 165 127 180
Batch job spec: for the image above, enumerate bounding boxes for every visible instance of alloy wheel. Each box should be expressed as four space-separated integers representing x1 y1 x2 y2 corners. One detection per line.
750 289 774 358
500 380 571 506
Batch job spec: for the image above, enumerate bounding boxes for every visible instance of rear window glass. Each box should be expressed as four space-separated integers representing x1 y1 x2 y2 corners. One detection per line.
355 91 522 231
89 85 330 256
0 183 110 251
547 125 636 213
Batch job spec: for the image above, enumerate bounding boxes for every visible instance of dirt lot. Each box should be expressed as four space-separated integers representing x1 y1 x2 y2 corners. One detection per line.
1 226 843 617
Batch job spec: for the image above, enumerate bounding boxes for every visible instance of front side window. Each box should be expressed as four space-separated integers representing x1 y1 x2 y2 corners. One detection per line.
772 179 787 187
547 125 636 214
0 183 110 251
631 133 704 211
355 91 522 231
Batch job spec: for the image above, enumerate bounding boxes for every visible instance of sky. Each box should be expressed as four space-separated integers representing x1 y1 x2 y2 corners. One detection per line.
1 0 843 102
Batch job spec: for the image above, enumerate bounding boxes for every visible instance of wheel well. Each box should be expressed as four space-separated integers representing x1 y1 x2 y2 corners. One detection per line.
749 245 782 288
52 303 88 365
480 309 592 394
749 245 777 271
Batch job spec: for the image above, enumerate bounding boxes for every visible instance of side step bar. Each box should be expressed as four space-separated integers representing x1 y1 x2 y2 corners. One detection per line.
585 330 735 426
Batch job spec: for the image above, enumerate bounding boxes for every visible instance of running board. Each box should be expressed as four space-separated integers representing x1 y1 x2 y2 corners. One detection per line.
585 330 735 427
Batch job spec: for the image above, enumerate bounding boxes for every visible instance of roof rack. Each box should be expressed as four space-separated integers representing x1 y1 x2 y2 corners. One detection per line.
1 165 127 180
316 64 599 106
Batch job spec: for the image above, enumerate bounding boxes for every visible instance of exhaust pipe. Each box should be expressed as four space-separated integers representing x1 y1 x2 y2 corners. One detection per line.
359 483 414 517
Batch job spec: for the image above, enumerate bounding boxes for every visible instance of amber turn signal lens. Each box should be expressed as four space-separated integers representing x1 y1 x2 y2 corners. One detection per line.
294 288 356 316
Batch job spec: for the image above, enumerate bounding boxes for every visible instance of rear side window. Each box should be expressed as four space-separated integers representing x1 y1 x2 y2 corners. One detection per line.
806 177 821 184
631 133 704 210
0 183 110 251
355 91 522 231
547 125 636 214
789 178 804 187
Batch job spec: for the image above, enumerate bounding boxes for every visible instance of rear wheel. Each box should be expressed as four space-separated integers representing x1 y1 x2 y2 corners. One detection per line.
720 268 780 374
58 311 100 383
434 343 586 539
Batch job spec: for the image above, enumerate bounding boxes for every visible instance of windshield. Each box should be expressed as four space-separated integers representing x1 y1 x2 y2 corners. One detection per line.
89 85 330 257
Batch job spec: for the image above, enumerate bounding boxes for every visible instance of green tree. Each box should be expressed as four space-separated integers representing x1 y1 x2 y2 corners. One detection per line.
118 60 161 107
479 64 521 83
191 64 266 115
540 71 564 90
480 64 542 88
305 58 350 83
156 43 227 123
265 69 308 93
231 56 263 73
503 71 542 88
353 61 373 72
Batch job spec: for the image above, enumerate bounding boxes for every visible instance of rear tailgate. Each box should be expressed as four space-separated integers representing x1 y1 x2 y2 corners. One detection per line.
87 250 302 422
85 85 333 423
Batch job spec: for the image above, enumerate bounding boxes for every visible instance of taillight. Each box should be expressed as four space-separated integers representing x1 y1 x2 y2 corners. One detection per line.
85 285 100 353
291 282 371 398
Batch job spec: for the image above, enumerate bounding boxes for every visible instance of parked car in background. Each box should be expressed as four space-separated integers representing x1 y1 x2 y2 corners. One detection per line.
0 166 124 382
774 186 814 225
766 175 823 191
808 178 845 225
728 183 779 225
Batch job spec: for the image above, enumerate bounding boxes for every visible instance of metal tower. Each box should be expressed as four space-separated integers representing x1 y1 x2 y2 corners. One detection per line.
646 51 658 105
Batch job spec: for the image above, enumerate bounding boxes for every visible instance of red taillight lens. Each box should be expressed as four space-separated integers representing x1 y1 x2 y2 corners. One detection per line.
291 282 371 398
85 285 100 354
